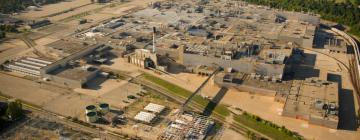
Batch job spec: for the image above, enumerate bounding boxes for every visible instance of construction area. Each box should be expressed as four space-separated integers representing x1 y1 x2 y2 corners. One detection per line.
0 0 359 140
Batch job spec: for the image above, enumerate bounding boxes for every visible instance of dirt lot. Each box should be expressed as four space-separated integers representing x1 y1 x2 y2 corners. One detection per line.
0 39 30 63
15 0 93 20
0 73 135 121
0 74 61 106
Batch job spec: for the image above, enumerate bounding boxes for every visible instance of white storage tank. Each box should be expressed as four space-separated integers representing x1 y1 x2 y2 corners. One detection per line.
98 103 110 114
86 105 97 113
86 112 98 123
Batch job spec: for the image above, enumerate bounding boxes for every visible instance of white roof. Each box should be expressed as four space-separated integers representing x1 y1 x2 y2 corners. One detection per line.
144 103 165 113
134 111 156 123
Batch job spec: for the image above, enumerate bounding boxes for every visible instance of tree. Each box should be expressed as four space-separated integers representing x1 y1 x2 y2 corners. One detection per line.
243 0 360 37
6 100 23 120
0 31 5 39
246 130 256 140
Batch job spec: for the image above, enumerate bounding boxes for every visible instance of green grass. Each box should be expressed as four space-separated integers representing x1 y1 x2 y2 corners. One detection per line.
142 73 230 118
234 114 303 140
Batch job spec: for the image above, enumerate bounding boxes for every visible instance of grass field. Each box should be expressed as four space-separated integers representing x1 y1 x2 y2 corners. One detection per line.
234 114 303 140
142 73 230 119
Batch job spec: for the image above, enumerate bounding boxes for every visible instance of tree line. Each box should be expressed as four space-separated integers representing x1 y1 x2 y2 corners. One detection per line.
0 0 65 14
243 0 360 37
0 25 18 39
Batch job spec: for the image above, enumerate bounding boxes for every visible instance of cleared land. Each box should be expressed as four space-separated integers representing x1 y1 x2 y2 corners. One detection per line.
15 0 93 20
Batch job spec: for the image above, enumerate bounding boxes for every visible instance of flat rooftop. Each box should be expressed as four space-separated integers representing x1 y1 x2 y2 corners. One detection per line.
49 66 99 81
284 78 338 119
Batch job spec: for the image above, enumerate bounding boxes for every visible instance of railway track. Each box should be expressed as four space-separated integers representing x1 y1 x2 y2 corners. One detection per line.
330 28 360 115
18 34 48 58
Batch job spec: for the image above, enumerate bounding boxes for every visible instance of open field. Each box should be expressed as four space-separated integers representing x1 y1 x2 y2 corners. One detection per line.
0 39 30 63
15 0 93 20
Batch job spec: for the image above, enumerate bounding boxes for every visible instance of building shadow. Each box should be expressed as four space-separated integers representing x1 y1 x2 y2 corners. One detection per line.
109 109 124 115
284 53 319 80
83 77 107 90
158 55 185 74
202 87 228 116
327 73 357 130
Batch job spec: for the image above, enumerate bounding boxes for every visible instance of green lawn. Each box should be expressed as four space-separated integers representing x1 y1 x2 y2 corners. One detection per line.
234 114 303 140
142 73 230 118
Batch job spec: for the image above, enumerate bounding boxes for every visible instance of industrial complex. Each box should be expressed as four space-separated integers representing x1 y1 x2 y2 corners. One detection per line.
0 0 359 140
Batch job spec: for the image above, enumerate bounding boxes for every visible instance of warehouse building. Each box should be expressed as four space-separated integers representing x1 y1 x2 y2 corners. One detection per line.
134 111 157 124
144 103 165 114
40 44 110 88
3 57 53 77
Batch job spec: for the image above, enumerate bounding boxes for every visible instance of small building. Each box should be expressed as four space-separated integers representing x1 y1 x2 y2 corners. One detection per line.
28 20 51 29
105 21 124 29
144 103 165 114
79 19 87 24
134 111 156 124
187 29 209 37
95 0 111 3
193 65 217 76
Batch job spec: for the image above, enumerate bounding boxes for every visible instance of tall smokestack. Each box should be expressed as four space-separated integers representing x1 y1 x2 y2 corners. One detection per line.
152 27 156 53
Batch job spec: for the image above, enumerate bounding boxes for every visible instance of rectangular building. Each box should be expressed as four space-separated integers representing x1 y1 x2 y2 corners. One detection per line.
282 78 339 129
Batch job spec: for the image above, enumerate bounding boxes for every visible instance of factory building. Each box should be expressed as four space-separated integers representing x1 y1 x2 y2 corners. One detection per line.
127 49 158 69
282 78 339 129
2 57 53 77
40 44 109 88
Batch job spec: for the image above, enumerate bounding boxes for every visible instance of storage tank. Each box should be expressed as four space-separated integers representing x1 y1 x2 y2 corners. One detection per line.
98 103 110 114
86 112 98 123
86 105 97 113
314 100 324 110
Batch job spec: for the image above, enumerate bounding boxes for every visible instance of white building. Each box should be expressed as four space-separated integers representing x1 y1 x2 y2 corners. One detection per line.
3 57 52 77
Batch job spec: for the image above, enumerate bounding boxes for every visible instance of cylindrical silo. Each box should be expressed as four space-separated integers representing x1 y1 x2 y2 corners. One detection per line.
86 112 98 123
86 105 97 113
98 103 110 115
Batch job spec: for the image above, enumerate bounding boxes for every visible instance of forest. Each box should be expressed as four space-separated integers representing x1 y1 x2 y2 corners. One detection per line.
243 0 360 37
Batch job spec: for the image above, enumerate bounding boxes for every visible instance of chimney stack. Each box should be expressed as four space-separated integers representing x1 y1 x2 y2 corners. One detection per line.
152 27 156 53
